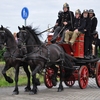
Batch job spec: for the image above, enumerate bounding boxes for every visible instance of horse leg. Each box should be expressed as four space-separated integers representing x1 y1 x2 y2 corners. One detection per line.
51 65 58 86
13 66 19 95
2 65 13 83
29 74 38 95
23 64 31 92
29 65 41 95
58 64 64 92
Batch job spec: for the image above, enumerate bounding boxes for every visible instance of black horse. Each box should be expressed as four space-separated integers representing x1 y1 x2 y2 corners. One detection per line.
17 26 73 94
0 25 31 95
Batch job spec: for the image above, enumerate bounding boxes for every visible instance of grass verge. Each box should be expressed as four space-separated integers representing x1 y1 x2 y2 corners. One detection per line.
0 74 44 87
0 63 44 87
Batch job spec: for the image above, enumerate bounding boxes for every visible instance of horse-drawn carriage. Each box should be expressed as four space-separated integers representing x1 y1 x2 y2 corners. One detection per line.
0 25 100 95
44 33 100 89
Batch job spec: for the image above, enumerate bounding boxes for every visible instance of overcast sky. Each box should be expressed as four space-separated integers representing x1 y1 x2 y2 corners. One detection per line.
0 0 100 40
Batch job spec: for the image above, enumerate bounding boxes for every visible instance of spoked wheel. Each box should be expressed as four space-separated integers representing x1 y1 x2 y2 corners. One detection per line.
64 74 75 87
78 65 89 89
95 61 100 88
44 68 54 88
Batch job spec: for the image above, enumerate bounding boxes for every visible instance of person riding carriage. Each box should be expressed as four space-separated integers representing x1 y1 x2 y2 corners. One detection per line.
50 3 98 59
64 9 85 51
51 3 74 43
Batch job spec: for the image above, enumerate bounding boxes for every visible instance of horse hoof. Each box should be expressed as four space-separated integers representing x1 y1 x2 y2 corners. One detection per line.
25 87 31 92
29 91 36 95
29 92 34 95
7 77 13 83
57 86 64 92
52 80 57 86
29 90 37 95
12 91 19 95
57 88 63 92
35 78 41 86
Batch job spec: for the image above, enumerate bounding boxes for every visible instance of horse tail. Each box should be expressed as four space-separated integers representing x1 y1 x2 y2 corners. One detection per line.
65 53 77 62
63 54 75 77
64 54 73 68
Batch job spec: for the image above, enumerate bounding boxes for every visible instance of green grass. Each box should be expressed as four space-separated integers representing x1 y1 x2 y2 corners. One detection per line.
0 74 44 87
0 61 5 65
0 75 27 87
0 63 44 87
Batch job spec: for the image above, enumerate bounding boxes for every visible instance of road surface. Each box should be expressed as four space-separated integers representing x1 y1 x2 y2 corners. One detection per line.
0 79 100 100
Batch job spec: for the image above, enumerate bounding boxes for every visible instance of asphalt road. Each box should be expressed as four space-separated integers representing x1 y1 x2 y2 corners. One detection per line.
0 78 100 100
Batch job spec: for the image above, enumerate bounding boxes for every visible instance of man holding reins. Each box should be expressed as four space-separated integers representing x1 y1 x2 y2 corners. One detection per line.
51 3 74 43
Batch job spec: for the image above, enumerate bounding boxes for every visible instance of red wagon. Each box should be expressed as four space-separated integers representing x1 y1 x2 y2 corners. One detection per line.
44 33 100 89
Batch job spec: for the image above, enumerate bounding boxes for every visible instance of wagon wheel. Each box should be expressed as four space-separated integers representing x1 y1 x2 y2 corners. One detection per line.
64 74 75 87
95 61 100 88
44 68 53 88
78 65 89 89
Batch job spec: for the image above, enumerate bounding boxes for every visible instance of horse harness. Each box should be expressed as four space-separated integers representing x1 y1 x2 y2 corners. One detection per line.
23 43 64 66
3 45 27 61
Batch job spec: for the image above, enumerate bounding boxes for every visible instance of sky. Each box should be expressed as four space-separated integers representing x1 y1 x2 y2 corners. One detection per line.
0 0 100 41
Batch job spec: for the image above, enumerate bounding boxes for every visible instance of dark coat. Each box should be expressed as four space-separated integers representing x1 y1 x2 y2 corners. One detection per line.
84 17 92 36
73 17 85 33
57 11 74 31
92 36 100 55
90 14 98 33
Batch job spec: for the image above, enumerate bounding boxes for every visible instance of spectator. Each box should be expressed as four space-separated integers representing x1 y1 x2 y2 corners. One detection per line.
13 32 18 43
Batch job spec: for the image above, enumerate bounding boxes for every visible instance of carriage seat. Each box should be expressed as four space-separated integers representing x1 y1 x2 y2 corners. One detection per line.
47 33 84 58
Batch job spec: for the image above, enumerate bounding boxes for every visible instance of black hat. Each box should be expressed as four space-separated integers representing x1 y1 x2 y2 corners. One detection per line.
63 3 69 8
58 10 63 17
92 30 98 35
83 9 88 13
75 9 81 14
89 9 94 13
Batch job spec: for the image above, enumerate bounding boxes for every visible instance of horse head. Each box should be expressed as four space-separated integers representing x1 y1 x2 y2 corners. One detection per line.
17 25 41 48
17 26 29 48
0 25 7 49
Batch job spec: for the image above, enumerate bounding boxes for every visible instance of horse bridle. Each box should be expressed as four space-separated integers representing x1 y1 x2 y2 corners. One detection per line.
17 30 29 45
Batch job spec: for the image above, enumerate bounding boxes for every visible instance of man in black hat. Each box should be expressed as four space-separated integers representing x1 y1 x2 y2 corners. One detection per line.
89 9 98 58
82 9 92 59
64 9 85 46
51 11 63 33
89 9 98 34
51 3 74 43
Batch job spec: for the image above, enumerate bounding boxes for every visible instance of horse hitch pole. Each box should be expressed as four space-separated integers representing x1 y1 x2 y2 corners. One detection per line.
38 26 54 35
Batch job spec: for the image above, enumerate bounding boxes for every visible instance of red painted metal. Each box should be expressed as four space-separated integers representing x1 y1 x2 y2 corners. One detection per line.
73 34 84 58
73 70 79 80
47 34 84 58
44 68 54 88
64 74 75 87
78 65 89 89
47 35 61 44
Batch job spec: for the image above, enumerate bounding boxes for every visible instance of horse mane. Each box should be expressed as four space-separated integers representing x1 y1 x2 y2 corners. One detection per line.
25 26 42 45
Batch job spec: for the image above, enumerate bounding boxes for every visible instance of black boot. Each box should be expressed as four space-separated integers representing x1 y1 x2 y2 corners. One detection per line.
84 55 90 60
89 55 93 59
51 39 56 43
51 74 57 86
